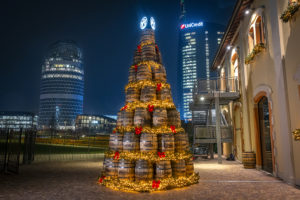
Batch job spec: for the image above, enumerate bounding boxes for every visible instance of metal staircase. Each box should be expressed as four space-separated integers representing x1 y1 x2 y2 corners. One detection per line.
190 77 240 163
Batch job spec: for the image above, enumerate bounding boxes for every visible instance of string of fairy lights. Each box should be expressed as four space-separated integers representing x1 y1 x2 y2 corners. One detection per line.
98 173 199 192
104 150 192 162
98 25 200 192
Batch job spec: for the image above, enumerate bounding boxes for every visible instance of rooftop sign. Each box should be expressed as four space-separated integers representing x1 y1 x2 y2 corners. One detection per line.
180 22 203 29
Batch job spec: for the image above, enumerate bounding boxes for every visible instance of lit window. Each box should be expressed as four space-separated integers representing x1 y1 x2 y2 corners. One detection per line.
248 14 265 52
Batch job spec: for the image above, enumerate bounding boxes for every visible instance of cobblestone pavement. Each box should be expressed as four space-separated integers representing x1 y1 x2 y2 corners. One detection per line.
0 158 299 200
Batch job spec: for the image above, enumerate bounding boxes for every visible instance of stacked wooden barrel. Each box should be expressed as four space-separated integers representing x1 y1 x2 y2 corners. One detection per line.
167 109 181 127
158 87 172 101
122 110 134 127
128 67 136 82
140 29 155 44
135 159 153 181
134 107 151 127
109 133 123 152
158 134 175 154
174 132 189 152
155 160 172 179
101 28 197 188
140 85 156 102
118 159 135 180
153 107 167 127
172 160 186 177
133 49 141 65
123 132 139 152
137 64 152 81
126 87 139 103
153 65 167 82
116 111 123 127
140 133 158 153
104 158 118 178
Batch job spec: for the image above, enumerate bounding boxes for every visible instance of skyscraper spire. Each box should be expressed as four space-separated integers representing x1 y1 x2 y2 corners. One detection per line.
180 0 186 20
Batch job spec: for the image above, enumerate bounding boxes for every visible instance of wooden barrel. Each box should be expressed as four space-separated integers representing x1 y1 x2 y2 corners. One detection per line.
104 158 118 178
153 65 167 82
135 159 154 181
137 64 152 81
153 108 167 127
185 158 194 176
128 67 136 82
140 85 156 102
141 44 156 61
242 152 256 169
109 133 123 151
134 107 151 127
158 134 175 153
133 50 141 65
157 87 172 101
140 29 155 44
174 132 188 152
122 110 134 127
126 87 139 103
167 109 181 127
123 132 139 152
155 50 162 64
155 160 172 179
140 133 158 153
118 159 135 180
116 111 123 127
172 160 186 177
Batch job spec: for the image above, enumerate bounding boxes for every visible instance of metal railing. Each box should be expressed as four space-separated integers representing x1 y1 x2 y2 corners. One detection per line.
194 125 233 140
193 77 239 95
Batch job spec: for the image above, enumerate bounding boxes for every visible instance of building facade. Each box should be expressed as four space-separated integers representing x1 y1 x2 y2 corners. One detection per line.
0 111 38 131
75 115 116 135
210 0 300 186
178 1 224 120
38 41 84 130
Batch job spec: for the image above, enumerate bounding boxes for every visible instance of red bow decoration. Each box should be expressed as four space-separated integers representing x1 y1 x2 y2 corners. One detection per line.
157 151 166 158
156 83 162 91
112 129 116 133
135 127 143 135
113 151 120 160
121 105 128 111
134 64 138 72
152 180 160 189
137 45 141 52
98 176 105 183
148 105 154 112
155 44 159 52
170 125 176 133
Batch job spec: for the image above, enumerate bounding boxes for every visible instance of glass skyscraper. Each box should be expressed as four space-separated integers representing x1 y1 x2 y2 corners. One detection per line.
178 1 224 121
38 41 84 129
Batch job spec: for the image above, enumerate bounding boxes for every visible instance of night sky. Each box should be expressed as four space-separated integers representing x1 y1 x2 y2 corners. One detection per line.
0 0 236 116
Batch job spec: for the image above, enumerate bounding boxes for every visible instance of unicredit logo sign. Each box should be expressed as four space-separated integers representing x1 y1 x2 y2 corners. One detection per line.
180 22 203 29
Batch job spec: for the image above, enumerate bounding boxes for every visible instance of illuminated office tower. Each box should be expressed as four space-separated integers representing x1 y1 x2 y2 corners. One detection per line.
38 41 84 129
178 0 224 121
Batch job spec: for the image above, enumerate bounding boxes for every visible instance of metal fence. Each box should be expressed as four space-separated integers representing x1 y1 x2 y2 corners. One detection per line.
0 130 23 174
193 77 239 95
0 129 109 171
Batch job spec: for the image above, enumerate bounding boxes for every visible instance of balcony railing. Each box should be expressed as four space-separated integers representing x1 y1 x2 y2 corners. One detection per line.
193 77 239 96
194 125 233 143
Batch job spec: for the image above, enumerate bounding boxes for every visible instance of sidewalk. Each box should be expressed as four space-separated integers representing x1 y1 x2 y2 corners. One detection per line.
0 158 299 200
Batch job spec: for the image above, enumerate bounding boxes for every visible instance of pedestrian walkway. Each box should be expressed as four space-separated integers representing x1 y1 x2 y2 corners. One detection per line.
0 158 299 200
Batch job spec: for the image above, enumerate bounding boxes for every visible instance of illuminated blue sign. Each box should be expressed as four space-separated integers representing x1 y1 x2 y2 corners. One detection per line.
180 22 203 29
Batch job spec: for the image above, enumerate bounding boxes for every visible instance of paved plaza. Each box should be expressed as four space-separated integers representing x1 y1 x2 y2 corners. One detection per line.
0 158 299 200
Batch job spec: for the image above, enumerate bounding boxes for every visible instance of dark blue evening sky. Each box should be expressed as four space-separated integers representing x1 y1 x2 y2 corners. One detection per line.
0 0 236 115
